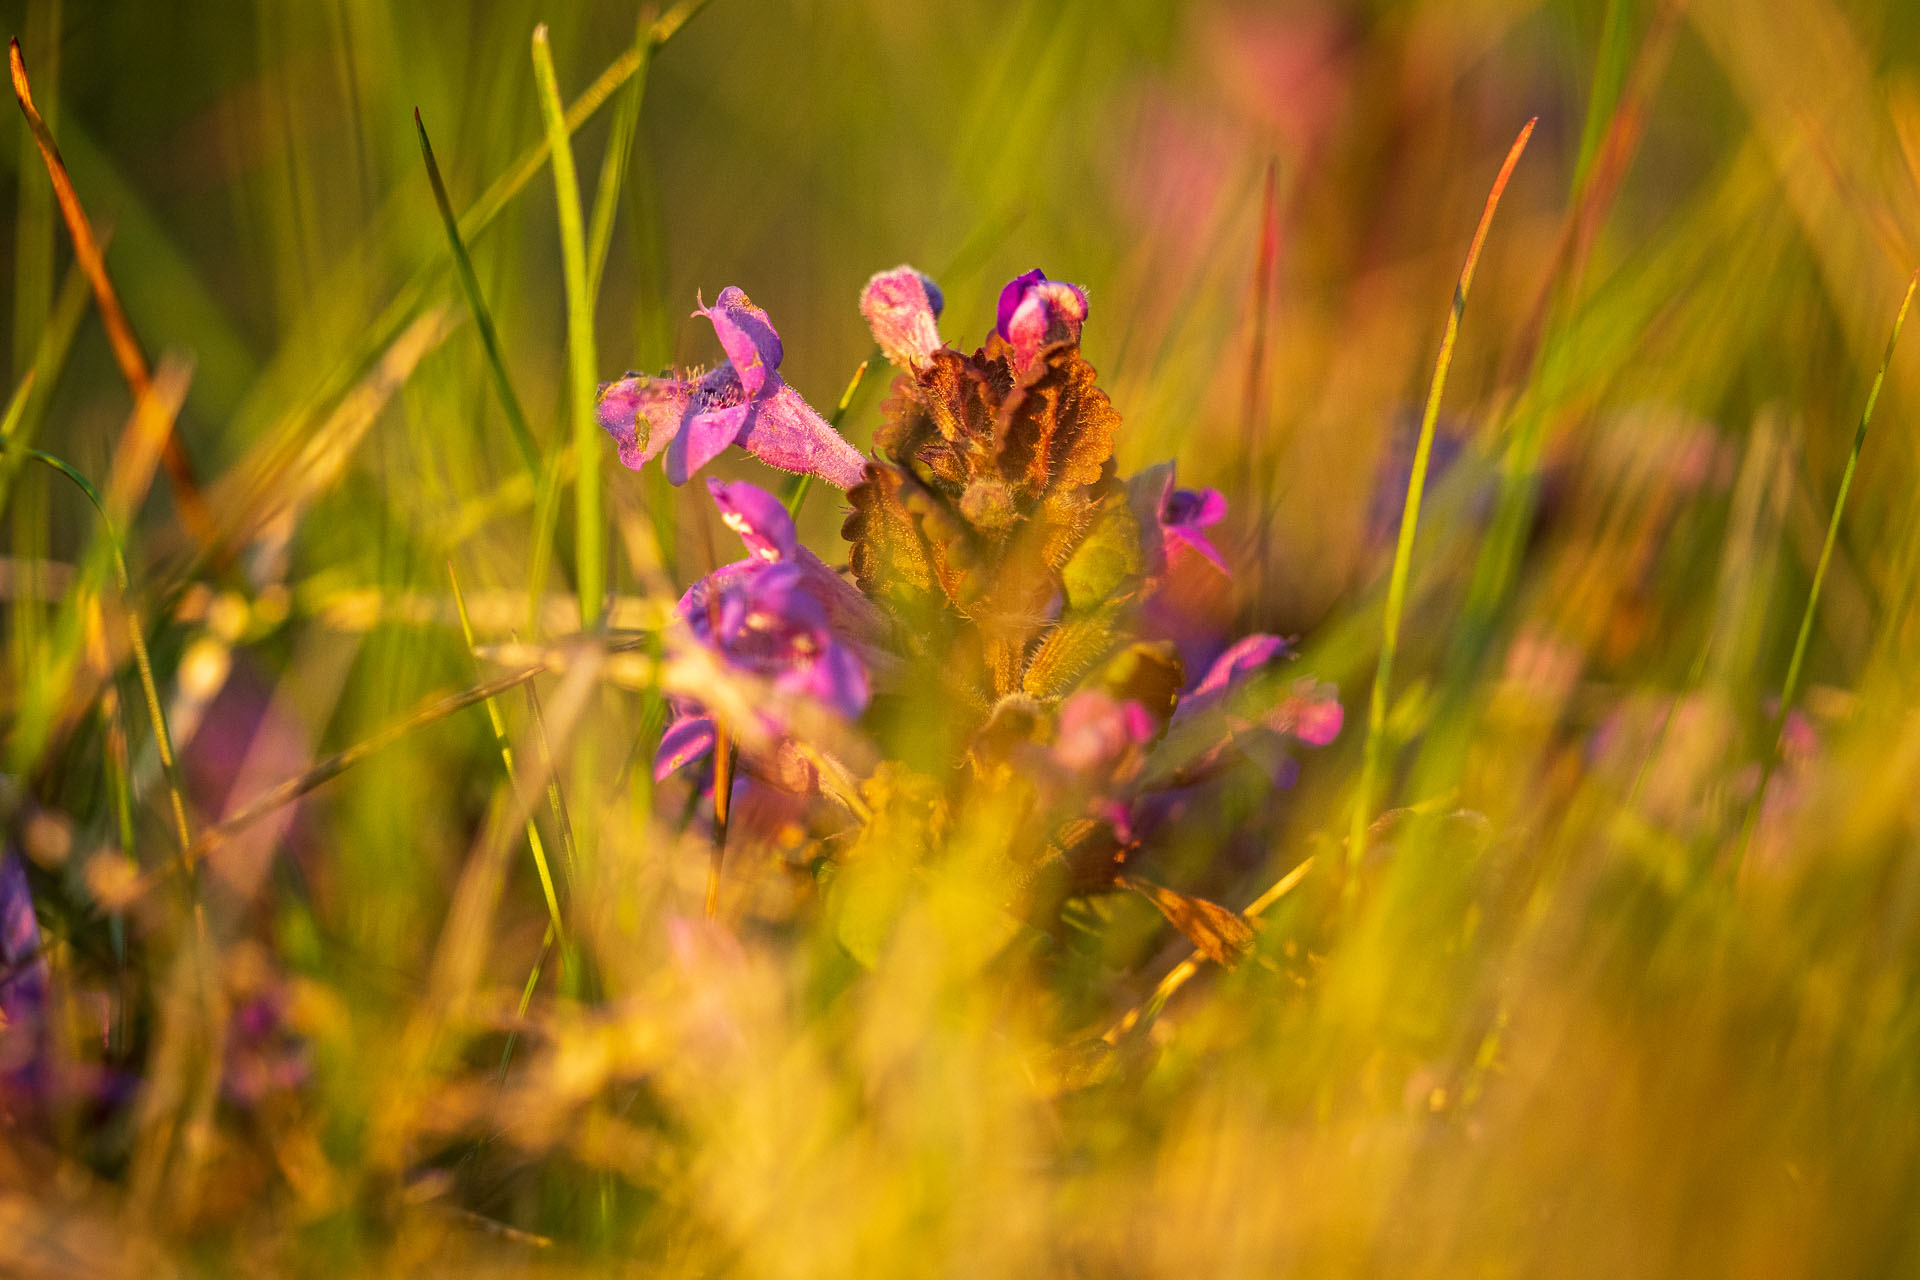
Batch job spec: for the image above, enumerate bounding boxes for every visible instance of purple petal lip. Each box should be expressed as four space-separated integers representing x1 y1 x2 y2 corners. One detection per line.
707 477 798 563
656 714 717 781
695 286 784 397
997 268 1049 339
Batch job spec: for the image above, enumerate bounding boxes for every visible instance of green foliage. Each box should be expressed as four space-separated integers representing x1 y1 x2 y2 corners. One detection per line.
6 0 1920 1275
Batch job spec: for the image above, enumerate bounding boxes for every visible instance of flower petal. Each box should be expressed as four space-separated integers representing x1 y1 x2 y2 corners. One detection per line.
707 478 798 563
655 714 717 780
696 286 783 398
996 268 1047 339
861 265 946 371
1191 633 1291 702
667 401 750 485
1165 525 1229 576
597 374 691 470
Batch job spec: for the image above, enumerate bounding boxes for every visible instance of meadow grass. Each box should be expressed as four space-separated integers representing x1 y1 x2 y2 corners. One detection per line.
5 0 1920 1275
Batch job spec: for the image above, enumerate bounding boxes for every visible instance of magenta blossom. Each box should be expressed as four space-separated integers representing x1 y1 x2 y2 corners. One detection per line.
656 479 878 781
1130 462 1229 577
598 287 867 489
997 268 1089 376
1171 634 1342 785
1053 689 1155 774
860 265 946 372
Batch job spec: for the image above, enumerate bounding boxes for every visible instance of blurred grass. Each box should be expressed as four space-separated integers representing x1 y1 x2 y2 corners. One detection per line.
5 0 1920 1274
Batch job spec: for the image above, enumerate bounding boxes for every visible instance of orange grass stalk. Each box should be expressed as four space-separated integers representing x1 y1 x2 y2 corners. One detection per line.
9 38 215 552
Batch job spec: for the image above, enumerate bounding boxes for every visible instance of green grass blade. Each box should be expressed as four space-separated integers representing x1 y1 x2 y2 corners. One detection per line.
1775 270 1917 740
1736 269 1919 870
415 108 543 480
1347 119 1535 876
532 25 604 632
450 563 565 945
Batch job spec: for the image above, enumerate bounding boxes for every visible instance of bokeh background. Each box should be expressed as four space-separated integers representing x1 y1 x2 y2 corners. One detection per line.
7 0 1920 1273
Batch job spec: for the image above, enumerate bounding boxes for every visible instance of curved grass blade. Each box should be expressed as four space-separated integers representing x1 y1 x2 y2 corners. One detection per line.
415 109 542 479
1348 119 1536 875
9 38 214 553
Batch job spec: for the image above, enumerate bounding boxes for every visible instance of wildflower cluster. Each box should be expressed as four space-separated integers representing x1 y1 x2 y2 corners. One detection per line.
599 265 1342 954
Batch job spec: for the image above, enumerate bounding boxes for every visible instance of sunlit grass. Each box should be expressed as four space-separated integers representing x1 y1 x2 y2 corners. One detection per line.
4 1 1920 1275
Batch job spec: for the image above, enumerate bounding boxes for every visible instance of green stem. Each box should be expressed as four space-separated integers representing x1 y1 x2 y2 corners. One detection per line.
532 25 604 633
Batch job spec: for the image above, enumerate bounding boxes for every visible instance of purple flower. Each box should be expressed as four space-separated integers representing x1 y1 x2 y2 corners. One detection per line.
1132 462 1228 576
656 479 878 781
1171 634 1342 784
598 287 868 489
860 265 946 372
0 850 46 1089
996 268 1089 376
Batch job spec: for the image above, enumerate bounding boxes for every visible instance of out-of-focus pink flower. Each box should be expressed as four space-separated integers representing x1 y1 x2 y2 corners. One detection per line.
656 479 879 781
996 269 1089 376
1052 689 1155 774
599 287 867 489
1131 462 1229 577
1171 634 1342 784
860 265 945 372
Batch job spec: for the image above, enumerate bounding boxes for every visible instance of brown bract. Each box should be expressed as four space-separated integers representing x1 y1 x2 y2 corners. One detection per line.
843 334 1129 707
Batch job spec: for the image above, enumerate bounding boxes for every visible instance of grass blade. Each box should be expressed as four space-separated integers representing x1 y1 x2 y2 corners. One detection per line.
9 37 214 552
1737 269 1920 870
532 25 604 632
1348 119 1536 874
451 564 565 945
415 109 543 480
585 7 657 307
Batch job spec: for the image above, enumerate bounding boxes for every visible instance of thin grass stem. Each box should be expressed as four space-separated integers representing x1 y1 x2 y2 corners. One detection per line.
415 110 543 479
1736 269 1919 871
1347 119 1535 876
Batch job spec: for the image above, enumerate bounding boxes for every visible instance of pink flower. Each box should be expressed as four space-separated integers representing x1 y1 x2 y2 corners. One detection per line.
996 269 1089 376
860 265 946 372
598 287 867 489
655 479 880 781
